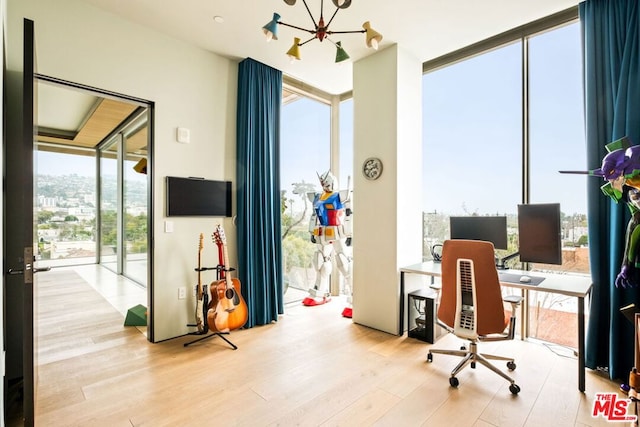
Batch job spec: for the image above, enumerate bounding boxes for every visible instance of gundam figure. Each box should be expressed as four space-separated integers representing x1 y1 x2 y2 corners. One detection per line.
303 171 354 317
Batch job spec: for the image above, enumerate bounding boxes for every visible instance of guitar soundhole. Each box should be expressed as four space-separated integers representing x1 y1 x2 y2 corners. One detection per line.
226 288 236 301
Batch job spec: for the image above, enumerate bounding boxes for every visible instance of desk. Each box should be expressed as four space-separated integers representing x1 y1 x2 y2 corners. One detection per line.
399 261 593 392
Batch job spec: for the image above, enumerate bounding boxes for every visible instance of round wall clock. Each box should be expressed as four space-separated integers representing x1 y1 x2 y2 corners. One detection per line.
362 157 383 180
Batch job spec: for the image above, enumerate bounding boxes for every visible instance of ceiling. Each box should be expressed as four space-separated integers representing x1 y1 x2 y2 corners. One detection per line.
36 81 147 157
37 0 581 153
78 0 581 95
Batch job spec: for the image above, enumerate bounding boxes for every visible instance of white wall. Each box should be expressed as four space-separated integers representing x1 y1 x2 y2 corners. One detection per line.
352 44 422 335
6 0 238 341
4 0 421 346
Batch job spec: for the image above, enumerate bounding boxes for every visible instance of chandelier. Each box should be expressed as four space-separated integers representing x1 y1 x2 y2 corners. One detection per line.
262 0 383 63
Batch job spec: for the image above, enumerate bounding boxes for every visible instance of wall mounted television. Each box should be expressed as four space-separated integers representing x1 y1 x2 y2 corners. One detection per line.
517 203 562 265
166 176 232 217
449 215 508 250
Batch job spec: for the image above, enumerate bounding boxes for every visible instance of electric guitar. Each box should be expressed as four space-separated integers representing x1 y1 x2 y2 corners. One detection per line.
207 224 248 332
194 233 208 333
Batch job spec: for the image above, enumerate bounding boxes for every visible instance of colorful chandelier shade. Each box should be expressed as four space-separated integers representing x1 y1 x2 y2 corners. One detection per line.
261 0 382 63
363 21 382 49
262 13 281 41
334 41 350 63
287 37 302 61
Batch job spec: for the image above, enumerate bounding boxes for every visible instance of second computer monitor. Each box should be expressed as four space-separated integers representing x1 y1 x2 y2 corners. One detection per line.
517 203 562 265
449 215 508 250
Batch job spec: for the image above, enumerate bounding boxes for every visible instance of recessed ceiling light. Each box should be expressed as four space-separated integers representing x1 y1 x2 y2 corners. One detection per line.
213 16 224 24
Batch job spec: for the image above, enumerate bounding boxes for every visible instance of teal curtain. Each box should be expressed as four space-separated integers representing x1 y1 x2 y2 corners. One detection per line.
581 0 640 380
236 58 284 328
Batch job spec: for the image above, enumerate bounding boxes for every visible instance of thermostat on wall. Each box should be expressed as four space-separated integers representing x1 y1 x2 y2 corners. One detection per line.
176 127 190 143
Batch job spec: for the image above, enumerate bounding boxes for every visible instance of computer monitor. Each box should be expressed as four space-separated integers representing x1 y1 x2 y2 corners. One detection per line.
517 203 562 265
449 216 508 250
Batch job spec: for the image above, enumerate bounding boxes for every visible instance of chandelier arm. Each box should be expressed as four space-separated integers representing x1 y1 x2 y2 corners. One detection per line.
324 5 341 28
278 21 316 35
301 0 318 29
298 36 318 46
325 36 338 47
326 29 366 35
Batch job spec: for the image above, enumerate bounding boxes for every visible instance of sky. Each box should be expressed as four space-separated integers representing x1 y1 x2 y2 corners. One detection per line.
37 151 96 176
280 97 331 197
421 22 587 216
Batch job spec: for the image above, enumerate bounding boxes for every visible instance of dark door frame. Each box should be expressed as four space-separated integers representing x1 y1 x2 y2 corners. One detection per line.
4 17 36 426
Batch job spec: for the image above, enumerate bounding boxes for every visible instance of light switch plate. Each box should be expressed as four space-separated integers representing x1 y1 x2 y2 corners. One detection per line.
176 127 190 143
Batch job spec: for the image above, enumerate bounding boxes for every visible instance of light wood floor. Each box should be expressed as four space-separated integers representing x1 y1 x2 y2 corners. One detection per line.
34 267 623 426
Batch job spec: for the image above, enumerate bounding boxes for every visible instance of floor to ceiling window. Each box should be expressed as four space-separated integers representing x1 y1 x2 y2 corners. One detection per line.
339 98 354 189
99 137 119 272
423 17 587 348
423 41 522 262
280 91 331 304
279 90 354 305
123 114 149 285
99 110 149 287
337 97 354 300
526 22 587 348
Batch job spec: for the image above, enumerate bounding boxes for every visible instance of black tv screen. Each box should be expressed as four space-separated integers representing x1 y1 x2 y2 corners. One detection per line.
517 203 562 265
449 216 508 250
166 176 232 217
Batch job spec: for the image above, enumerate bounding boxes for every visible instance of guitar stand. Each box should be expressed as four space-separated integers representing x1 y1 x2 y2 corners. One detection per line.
184 265 238 350
183 330 237 350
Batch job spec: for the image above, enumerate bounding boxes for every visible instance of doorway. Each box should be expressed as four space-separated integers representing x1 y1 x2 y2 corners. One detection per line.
35 76 153 290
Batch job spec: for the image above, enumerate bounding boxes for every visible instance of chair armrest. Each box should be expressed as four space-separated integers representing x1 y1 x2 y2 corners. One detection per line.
503 295 523 316
503 295 523 305
502 295 522 340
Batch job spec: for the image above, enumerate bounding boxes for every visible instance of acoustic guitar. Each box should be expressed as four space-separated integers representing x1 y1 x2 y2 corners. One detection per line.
207 224 248 332
194 233 208 333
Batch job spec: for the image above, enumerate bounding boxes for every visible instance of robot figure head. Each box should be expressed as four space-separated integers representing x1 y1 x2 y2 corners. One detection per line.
317 171 338 193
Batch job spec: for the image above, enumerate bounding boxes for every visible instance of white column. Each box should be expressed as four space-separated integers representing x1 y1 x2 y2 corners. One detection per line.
352 44 423 334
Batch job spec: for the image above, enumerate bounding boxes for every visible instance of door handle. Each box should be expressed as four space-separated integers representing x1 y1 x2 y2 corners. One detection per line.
7 266 50 275
7 249 51 277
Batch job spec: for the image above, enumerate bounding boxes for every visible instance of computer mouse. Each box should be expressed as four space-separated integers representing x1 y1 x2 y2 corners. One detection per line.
519 275 531 283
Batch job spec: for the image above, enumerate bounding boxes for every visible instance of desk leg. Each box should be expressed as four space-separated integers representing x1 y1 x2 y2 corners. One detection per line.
579 295 585 392
519 289 528 340
399 272 405 336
